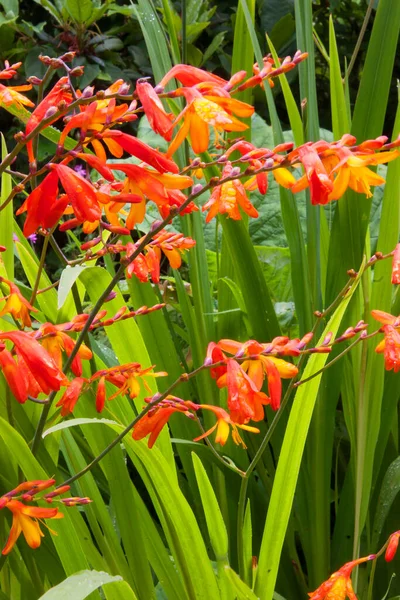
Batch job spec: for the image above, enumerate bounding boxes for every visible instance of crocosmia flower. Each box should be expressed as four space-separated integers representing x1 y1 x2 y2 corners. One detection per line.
385 531 400 562
202 162 258 222
1 500 62 555
371 310 400 372
308 555 375 599
194 405 260 448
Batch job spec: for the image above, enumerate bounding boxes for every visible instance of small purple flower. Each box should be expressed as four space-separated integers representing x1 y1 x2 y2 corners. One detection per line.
74 164 86 177
28 233 38 244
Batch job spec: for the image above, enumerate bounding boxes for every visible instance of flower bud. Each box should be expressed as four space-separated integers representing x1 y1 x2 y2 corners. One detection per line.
70 66 85 77
27 76 42 85
385 532 400 562
59 52 76 63
44 106 59 120
82 86 95 98
192 183 204 195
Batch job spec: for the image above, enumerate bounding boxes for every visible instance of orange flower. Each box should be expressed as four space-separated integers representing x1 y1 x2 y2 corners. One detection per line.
291 144 333 205
96 130 179 174
1 499 62 555
202 162 258 222
0 83 34 109
217 358 270 424
110 162 194 228
213 338 299 411
290 136 400 204
194 405 259 448
371 310 400 372
0 349 29 403
167 91 253 156
136 79 174 141
56 377 86 416
25 77 73 166
385 531 400 562
158 64 227 89
0 330 67 394
39 323 92 377
132 396 199 448
0 278 37 327
392 243 400 284
16 162 105 236
308 555 375 599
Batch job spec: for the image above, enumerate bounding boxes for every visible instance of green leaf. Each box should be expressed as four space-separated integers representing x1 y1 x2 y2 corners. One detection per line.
0 135 13 279
43 418 119 438
372 456 400 549
192 453 229 563
65 0 93 23
223 566 258 600
329 16 350 137
38 570 125 600
254 265 363 599
58 265 87 309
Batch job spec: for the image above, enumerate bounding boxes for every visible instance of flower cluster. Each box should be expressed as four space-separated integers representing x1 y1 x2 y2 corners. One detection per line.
0 479 90 555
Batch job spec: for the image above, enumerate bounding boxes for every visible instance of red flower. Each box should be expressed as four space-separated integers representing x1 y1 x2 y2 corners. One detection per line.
0 349 29 403
26 77 73 166
385 531 400 562
56 377 86 416
0 331 67 394
132 397 199 448
136 80 174 141
308 555 375 599
0 278 37 327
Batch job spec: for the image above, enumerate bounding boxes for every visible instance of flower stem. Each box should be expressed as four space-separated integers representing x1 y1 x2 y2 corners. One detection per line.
29 234 50 305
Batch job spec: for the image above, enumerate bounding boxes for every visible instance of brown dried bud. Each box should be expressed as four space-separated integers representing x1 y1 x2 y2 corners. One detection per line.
39 55 53 65
14 131 25 143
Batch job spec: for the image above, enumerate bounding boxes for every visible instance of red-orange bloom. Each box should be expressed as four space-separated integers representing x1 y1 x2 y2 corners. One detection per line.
110 163 194 228
371 310 400 372
385 531 400 562
220 359 270 424
0 278 37 327
17 163 104 236
56 377 86 416
136 79 174 141
0 349 29 403
194 405 259 448
202 162 258 222
291 144 333 205
132 396 199 448
392 243 400 284
0 331 67 394
308 555 375 599
158 64 227 89
1 499 62 555
97 130 179 173
167 91 253 156
26 77 73 166
39 323 92 377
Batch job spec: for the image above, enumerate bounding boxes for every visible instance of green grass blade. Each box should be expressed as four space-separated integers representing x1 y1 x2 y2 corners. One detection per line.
0 136 13 280
254 266 363 599
329 16 350 137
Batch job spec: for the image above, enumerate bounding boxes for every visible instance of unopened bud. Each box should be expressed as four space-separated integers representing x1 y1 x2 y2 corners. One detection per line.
60 52 76 63
217 154 228 163
192 183 204 195
347 269 357 278
151 220 164 232
70 66 85 77
50 58 63 69
82 86 95 98
14 131 25 143
44 106 58 120
118 83 130 95
27 76 42 85
104 291 117 303
96 90 106 99
230 166 241 177
153 85 164 94
39 55 53 65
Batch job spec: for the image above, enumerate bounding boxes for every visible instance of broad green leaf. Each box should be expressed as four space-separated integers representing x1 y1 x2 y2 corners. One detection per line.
58 264 87 309
65 0 93 23
254 265 363 599
38 570 126 600
329 16 350 137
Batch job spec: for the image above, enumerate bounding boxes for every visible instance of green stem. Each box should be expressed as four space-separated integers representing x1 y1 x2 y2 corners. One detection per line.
347 0 375 78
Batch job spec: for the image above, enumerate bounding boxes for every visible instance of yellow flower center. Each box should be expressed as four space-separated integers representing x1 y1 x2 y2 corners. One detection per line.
193 98 232 128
